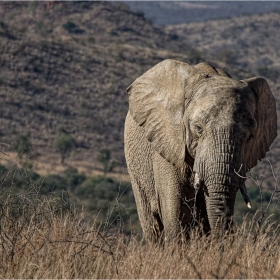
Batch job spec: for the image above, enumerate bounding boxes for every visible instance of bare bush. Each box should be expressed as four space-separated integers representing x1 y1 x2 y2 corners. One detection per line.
0 149 279 278
0 190 279 278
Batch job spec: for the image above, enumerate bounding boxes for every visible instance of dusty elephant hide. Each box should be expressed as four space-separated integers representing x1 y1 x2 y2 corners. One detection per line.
124 59 277 242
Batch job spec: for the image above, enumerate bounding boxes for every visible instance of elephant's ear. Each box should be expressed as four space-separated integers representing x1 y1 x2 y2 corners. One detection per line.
127 59 198 168
242 77 277 169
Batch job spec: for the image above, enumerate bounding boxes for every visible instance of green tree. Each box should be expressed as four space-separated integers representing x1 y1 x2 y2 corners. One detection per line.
13 135 32 158
54 134 75 164
62 21 76 32
97 149 118 176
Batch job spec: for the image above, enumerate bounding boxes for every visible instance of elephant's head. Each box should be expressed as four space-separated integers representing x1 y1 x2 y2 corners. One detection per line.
127 59 277 233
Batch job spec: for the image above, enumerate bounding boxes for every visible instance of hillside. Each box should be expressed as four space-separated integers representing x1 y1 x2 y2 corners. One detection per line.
166 12 280 77
0 1 195 171
0 2 279 191
126 1 280 26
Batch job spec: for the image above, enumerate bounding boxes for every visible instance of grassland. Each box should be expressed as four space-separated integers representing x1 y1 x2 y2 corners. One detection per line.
0 146 280 278
0 187 279 278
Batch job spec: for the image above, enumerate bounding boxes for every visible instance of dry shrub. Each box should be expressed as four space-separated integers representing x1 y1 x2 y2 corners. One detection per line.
112 218 280 279
0 190 120 278
0 153 279 278
0 188 279 278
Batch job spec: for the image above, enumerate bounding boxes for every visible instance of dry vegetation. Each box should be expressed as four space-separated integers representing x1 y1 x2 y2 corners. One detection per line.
0 3 280 277
0 148 279 278
0 188 280 278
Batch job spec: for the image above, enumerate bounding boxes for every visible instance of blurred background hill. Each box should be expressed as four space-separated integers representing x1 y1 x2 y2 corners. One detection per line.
0 1 279 231
126 1 280 25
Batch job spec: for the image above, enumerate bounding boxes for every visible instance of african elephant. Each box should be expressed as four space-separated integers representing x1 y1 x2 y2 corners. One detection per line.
124 59 277 241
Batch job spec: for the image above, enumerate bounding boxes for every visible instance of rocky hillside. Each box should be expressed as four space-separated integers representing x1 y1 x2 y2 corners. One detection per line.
0 1 196 168
0 2 279 190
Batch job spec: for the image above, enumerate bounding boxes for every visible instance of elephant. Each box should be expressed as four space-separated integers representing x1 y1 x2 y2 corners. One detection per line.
124 59 277 242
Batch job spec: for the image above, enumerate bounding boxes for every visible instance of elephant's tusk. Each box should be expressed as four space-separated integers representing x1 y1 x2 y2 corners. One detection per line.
240 183 252 209
194 173 202 190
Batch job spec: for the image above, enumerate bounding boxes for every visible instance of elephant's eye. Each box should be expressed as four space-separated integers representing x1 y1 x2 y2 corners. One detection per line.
247 134 253 142
195 125 203 135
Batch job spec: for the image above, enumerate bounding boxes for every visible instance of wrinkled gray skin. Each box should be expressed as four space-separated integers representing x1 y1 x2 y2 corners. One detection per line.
124 59 277 242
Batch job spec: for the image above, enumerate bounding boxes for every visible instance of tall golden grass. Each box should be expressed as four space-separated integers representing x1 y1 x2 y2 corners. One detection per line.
0 152 278 278
0 189 279 279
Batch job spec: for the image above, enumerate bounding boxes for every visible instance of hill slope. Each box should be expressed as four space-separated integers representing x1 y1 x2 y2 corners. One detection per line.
126 1 280 26
0 1 195 169
0 2 279 190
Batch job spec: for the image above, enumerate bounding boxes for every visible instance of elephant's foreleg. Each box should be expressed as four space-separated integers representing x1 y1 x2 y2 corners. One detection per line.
153 153 193 241
125 112 164 242
129 177 163 241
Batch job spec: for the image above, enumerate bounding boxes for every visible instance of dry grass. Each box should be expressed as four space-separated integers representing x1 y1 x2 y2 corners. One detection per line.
0 150 131 181
0 150 279 278
0 189 279 279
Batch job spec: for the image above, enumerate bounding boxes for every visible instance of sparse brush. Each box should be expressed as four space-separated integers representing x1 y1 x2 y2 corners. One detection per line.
0 150 279 278
0 188 279 278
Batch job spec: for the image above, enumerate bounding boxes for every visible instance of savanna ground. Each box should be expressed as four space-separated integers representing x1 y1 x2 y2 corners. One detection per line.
1 186 280 278
0 151 280 278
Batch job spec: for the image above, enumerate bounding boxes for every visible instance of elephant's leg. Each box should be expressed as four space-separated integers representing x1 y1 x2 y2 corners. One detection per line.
129 176 164 241
153 153 194 241
124 113 163 242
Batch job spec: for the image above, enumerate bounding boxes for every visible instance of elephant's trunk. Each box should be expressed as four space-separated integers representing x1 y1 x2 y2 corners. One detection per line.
204 179 238 234
193 127 245 234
